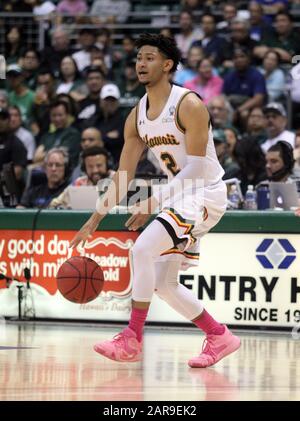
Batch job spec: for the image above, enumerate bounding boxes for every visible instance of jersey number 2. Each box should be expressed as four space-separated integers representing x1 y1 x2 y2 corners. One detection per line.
160 152 180 176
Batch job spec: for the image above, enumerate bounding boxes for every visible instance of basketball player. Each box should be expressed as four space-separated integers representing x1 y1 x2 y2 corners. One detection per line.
70 34 240 368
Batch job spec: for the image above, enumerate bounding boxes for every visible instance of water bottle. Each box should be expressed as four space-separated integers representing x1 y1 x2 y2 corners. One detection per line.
228 185 240 209
257 184 270 210
244 185 257 210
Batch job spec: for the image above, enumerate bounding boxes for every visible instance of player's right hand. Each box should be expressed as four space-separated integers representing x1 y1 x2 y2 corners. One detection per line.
69 212 103 249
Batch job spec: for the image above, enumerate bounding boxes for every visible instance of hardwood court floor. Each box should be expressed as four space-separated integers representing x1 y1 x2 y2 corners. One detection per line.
0 322 299 401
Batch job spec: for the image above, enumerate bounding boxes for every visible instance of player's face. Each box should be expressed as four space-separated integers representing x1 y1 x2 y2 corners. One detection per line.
136 46 172 86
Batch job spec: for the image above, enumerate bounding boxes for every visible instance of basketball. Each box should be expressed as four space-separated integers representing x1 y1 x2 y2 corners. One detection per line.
56 256 104 304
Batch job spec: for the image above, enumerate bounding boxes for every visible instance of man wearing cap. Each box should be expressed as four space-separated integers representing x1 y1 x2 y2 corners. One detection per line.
213 129 241 180
261 102 295 153
7 64 35 126
87 83 125 167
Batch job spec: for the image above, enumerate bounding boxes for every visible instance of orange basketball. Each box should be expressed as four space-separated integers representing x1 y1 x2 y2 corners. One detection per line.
56 256 104 303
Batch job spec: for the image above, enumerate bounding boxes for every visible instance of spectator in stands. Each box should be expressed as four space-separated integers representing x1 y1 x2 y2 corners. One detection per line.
223 18 259 69
0 91 8 109
31 69 56 137
216 2 238 40
254 12 300 62
56 93 79 127
192 13 228 66
56 56 84 98
4 26 25 65
265 141 295 182
248 1 272 42
7 64 35 126
20 48 41 90
290 61 300 129
90 0 131 24
77 66 105 128
233 137 267 192
81 127 103 150
72 27 97 72
175 10 203 61
245 106 268 145
71 127 105 181
19 147 70 208
293 130 300 177
174 45 204 86
224 127 240 158
184 58 223 104
96 28 113 70
89 44 110 79
34 100 81 170
49 146 113 209
207 95 234 129
259 50 286 102
222 47 267 127
0 107 27 185
261 102 295 153
113 35 136 83
119 59 145 118
213 129 241 180
255 0 288 23
91 84 125 167
9 106 35 163
41 26 74 77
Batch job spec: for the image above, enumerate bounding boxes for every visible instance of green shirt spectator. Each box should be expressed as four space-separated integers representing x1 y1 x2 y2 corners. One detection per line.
6 64 35 125
34 100 81 170
255 12 300 62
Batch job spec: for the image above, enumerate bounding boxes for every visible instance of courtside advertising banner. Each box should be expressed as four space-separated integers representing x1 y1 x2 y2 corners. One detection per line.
0 231 299 328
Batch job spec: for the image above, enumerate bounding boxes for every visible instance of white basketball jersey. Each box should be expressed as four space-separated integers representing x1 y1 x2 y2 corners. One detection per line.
136 85 224 186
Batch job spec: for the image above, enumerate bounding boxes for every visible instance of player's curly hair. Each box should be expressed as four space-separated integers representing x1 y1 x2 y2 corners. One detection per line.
135 33 181 73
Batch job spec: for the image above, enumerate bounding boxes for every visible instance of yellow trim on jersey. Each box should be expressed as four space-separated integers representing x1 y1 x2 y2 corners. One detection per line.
163 208 197 245
175 91 194 134
164 209 193 234
161 248 199 260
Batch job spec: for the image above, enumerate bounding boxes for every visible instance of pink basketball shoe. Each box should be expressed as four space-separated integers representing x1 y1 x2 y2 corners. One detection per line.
94 327 142 362
188 326 241 368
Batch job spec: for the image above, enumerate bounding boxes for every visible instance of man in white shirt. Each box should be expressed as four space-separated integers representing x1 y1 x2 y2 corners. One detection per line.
72 28 97 72
261 102 295 153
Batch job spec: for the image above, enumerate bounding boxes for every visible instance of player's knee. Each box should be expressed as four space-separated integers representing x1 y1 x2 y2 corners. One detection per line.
131 238 152 260
155 283 168 300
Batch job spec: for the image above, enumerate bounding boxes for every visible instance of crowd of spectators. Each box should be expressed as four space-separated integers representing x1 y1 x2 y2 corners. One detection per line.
0 0 300 208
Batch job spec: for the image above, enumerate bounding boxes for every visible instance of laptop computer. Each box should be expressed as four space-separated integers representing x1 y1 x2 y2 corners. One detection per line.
269 182 299 210
69 185 99 210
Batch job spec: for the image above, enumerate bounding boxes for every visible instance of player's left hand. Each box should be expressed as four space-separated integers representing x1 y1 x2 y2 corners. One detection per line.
295 208 300 217
125 212 151 231
125 197 158 231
